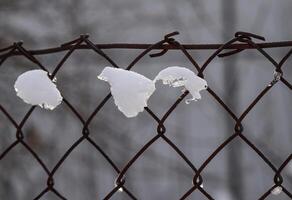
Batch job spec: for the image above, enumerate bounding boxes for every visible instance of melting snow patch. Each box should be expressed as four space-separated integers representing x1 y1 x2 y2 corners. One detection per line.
154 66 207 104
98 67 155 118
14 69 63 110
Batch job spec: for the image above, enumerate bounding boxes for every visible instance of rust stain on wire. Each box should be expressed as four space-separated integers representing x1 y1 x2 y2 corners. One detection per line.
0 31 291 200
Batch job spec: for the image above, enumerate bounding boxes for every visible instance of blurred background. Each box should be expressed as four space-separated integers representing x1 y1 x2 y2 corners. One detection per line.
0 0 291 199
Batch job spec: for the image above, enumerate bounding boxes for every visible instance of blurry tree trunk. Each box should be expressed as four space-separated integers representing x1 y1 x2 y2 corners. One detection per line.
0 128 16 199
221 1 244 199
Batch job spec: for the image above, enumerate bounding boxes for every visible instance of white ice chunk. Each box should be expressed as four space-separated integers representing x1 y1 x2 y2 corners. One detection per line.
98 67 155 118
271 186 282 195
14 69 63 110
154 66 207 103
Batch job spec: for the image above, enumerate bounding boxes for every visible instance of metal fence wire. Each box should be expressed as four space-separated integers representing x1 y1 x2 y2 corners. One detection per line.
0 31 291 200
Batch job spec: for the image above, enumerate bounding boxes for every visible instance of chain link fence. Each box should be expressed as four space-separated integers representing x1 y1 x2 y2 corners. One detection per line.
0 31 291 199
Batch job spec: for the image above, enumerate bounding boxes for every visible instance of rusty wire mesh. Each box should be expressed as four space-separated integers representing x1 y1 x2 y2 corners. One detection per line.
0 31 291 200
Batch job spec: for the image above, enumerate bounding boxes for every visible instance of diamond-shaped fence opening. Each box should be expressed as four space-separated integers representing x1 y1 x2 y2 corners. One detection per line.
0 31 291 200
